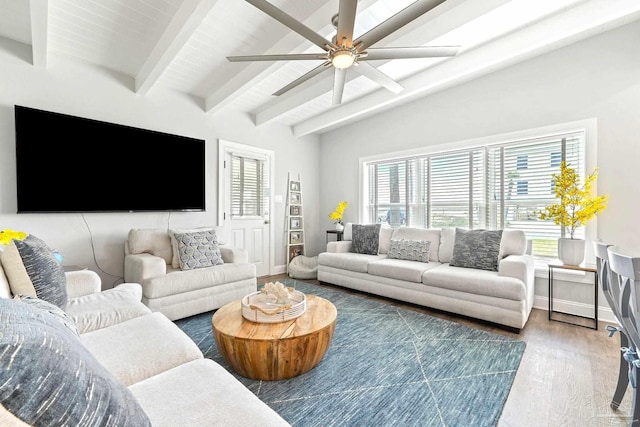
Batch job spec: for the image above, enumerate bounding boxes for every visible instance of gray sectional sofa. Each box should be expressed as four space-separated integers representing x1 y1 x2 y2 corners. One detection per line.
318 224 535 332
0 236 289 426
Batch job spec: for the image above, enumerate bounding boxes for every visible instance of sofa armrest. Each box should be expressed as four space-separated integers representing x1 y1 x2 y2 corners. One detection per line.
124 253 167 284
220 247 249 264
499 254 534 286
65 270 102 298
327 241 353 253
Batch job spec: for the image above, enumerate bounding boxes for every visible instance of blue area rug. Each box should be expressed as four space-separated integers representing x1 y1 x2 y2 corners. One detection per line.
175 279 526 427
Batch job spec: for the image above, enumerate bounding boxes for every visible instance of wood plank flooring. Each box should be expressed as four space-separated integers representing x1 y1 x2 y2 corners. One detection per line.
261 274 633 427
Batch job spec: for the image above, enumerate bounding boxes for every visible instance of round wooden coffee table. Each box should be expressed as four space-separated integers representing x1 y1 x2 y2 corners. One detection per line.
212 294 337 380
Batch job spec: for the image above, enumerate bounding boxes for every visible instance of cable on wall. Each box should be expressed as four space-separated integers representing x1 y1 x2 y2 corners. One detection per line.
80 214 124 287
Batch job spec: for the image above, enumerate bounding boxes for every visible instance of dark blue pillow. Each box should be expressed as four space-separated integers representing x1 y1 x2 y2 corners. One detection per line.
0 298 151 426
351 224 381 255
450 228 503 271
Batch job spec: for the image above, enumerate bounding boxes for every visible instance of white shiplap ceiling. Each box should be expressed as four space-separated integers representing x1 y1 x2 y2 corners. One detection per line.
1 0 640 136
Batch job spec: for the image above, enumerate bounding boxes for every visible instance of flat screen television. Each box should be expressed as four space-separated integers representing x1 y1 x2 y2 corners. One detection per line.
14 105 206 213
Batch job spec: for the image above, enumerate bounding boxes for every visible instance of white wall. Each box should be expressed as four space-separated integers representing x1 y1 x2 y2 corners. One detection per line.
0 38 320 287
319 19 640 314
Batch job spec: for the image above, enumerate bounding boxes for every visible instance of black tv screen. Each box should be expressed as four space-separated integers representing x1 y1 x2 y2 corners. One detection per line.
14 105 206 213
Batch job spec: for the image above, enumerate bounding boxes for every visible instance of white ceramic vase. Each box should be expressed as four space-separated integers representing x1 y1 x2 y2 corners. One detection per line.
558 238 585 265
335 222 344 231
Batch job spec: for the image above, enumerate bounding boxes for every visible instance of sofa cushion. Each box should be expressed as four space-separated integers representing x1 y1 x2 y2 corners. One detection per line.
318 252 385 274
128 228 173 264
169 226 226 268
142 263 256 299
438 227 456 263
450 228 503 272
352 224 381 255
65 283 151 334
378 226 394 254
499 229 527 259
1 235 67 308
343 222 354 241
422 264 526 301
81 312 203 386
391 227 441 262
388 239 431 262
129 359 290 427
368 258 441 283
174 230 224 270
15 294 79 337
0 298 151 426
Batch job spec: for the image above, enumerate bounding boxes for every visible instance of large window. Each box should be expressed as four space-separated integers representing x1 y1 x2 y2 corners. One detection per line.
363 128 587 258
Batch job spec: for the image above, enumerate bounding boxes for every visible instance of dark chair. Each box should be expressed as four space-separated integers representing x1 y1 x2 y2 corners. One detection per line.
607 246 640 425
595 242 631 410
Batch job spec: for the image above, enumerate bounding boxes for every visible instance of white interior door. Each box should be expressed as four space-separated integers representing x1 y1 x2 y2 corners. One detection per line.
218 140 273 277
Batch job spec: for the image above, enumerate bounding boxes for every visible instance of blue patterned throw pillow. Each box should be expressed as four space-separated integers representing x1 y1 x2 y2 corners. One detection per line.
174 230 224 270
388 239 431 262
0 298 151 426
1 234 67 308
351 224 381 255
450 228 503 271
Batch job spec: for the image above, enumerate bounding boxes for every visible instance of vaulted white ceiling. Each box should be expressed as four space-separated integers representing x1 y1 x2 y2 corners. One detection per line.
1 0 639 136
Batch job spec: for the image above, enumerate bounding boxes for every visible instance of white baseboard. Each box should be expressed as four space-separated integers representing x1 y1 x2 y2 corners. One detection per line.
270 265 287 276
533 295 617 325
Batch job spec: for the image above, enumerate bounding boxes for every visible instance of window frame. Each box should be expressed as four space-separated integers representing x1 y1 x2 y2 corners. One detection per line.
358 119 598 268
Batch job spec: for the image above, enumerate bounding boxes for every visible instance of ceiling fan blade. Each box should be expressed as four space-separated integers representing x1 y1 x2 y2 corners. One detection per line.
362 46 460 60
354 0 446 51
227 53 327 62
273 62 331 96
336 0 358 48
351 63 403 94
246 0 335 51
332 68 348 106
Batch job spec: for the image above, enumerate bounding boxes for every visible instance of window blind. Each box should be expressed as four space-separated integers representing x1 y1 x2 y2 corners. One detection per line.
230 154 268 218
364 131 585 258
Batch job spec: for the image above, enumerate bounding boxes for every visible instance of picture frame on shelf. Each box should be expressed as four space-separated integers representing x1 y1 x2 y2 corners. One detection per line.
290 217 302 230
290 192 301 204
289 245 304 262
289 231 303 245
290 181 300 192
290 205 302 216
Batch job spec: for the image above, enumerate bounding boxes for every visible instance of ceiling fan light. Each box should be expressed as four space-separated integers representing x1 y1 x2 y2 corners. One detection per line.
332 50 355 69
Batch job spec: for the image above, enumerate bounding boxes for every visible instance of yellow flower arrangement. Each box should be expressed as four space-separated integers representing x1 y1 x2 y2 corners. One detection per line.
537 161 608 239
0 229 28 246
329 201 348 225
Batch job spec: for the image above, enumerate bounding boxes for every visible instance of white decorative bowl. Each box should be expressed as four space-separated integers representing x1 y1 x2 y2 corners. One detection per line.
241 290 306 323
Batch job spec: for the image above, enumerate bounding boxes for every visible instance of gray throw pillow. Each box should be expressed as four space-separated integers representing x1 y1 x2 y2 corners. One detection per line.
450 228 503 271
351 224 381 255
0 298 151 426
387 239 431 262
15 294 80 337
174 230 224 270
1 234 67 308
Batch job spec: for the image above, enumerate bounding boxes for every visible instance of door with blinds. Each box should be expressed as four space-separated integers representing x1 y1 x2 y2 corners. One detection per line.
219 140 273 277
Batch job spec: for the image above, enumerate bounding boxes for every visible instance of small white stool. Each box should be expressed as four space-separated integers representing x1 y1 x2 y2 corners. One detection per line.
288 255 318 280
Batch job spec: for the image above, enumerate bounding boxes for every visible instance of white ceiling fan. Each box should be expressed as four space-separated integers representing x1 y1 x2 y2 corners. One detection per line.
227 0 460 106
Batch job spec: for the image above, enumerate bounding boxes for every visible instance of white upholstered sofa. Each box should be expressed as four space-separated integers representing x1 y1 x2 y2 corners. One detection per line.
318 225 535 332
124 228 257 320
0 255 289 425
